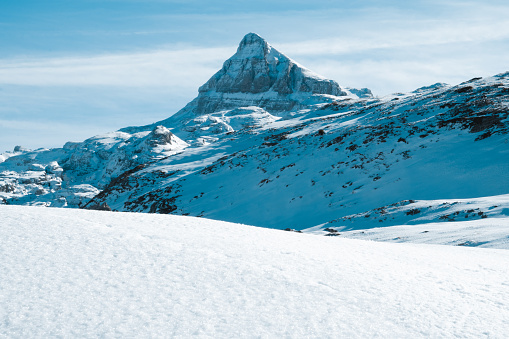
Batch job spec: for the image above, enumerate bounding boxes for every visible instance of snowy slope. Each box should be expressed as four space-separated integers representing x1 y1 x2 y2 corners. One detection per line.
306 217 509 249
88 72 509 229
1 205 508 338
312 194 509 231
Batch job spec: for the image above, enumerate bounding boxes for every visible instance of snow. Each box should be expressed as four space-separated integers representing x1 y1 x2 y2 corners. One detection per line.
1 205 508 337
306 217 509 249
309 194 509 239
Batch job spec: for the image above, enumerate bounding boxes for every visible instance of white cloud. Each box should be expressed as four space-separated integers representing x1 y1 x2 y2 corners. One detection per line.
277 20 509 57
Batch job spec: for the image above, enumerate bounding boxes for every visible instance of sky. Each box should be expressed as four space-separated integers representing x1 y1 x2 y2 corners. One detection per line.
1 0 508 152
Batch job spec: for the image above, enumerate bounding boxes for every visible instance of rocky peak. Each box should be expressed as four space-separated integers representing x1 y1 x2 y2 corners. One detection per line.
235 33 270 58
124 33 370 134
147 125 179 147
198 32 345 98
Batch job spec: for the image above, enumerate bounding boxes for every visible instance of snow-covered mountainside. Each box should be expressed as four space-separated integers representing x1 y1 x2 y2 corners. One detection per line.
86 73 509 229
1 205 508 337
1 33 508 236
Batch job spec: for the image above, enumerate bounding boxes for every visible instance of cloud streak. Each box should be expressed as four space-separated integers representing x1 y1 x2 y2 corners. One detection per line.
0 47 232 87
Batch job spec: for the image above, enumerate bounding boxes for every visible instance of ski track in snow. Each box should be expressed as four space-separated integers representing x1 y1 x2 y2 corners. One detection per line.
1 205 508 338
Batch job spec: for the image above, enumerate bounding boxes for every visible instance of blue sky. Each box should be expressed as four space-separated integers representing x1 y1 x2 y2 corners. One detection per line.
1 0 508 152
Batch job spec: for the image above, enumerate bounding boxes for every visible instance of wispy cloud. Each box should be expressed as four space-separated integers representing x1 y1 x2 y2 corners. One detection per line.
278 20 509 57
0 47 231 88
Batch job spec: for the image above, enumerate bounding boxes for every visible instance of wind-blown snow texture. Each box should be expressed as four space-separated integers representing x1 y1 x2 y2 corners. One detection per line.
1 33 508 239
1 205 508 337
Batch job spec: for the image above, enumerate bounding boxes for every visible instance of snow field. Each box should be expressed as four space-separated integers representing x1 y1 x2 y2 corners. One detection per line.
0 205 508 338
307 217 509 249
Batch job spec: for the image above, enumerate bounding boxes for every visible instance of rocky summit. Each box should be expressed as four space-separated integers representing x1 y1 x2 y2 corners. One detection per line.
1 33 508 232
124 33 370 136
192 33 348 109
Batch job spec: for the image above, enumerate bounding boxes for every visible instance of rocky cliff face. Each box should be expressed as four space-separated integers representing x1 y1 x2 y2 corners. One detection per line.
192 33 348 110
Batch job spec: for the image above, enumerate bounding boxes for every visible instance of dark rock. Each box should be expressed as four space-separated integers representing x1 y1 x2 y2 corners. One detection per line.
324 227 339 233
406 209 421 216
87 202 112 211
455 86 473 93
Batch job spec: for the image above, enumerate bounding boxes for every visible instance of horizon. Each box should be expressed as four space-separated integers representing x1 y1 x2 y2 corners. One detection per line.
1 0 508 152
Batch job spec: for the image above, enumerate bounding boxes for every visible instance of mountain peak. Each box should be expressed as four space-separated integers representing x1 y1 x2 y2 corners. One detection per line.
195 33 347 99
128 33 371 133
236 33 270 57
241 32 265 43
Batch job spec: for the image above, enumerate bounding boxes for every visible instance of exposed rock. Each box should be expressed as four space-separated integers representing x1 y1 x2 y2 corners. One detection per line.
86 202 112 212
346 87 374 98
13 146 31 153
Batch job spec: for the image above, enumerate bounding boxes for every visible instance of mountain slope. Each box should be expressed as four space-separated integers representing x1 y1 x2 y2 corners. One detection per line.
87 73 509 229
1 205 508 337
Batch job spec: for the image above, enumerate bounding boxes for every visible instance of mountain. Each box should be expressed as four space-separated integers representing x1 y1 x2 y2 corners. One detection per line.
122 33 369 137
1 33 508 236
0 126 187 207
0 33 367 207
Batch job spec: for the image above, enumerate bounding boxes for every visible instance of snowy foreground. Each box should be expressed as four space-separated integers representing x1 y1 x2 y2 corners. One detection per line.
1 206 508 338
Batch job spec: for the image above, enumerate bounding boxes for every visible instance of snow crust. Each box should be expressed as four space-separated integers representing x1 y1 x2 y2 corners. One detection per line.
1 205 508 337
